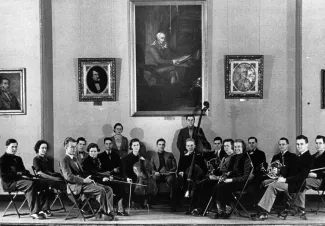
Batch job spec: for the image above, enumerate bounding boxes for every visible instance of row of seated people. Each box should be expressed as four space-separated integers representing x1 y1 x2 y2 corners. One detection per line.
190 135 324 221
0 134 324 222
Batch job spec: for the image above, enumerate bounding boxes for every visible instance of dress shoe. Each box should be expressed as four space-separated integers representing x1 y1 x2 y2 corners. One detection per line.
103 211 117 221
116 210 129 216
299 211 307 220
221 212 231 219
191 208 202 216
30 213 46 219
210 212 221 219
252 212 268 221
39 210 53 218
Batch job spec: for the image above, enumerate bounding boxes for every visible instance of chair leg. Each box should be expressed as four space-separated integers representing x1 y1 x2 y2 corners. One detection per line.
203 196 212 216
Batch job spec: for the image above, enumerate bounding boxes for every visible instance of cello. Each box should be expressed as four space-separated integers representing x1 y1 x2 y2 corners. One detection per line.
184 101 210 199
133 157 158 197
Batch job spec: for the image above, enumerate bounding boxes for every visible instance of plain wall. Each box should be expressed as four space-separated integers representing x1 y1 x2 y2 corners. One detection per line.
301 0 325 154
0 0 42 192
52 0 297 165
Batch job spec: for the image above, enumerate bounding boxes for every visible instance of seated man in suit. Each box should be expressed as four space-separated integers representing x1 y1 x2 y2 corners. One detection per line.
295 135 325 211
75 137 88 165
178 138 208 214
60 137 116 221
97 137 128 216
254 135 313 221
151 138 180 212
177 115 211 157
0 138 45 219
262 137 298 187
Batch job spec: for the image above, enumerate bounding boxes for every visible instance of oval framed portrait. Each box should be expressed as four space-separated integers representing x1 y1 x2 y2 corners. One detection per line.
78 58 116 102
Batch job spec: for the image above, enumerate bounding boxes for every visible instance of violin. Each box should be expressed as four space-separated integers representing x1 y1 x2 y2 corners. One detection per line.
133 158 157 196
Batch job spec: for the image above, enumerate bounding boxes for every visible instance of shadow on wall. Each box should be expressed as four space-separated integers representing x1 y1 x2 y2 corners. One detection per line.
97 124 114 151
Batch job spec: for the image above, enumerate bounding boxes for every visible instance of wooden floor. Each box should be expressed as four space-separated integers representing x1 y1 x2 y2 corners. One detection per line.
0 195 325 226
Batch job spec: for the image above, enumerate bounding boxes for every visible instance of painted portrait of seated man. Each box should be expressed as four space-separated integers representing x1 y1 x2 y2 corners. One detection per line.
0 77 20 110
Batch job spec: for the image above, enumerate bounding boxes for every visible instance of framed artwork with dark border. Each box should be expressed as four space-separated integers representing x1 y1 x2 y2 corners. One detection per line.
129 0 208 116
0 68 26 115
78 58 116 102
321 69 325 109
225 55 264 99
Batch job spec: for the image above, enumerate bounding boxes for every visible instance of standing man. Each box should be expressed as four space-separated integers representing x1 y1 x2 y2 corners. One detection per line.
60 137 116 221
151 138 180 212
177 115 211 157
0 78 20 110
295 135 325 211
75 137 88 165
254 135 313 221
0 139 45 219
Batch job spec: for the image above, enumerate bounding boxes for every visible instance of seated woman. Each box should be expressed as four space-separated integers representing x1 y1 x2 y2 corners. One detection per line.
82 143 129 216
33 140 65 218
211 139 253 219
110 123 129 158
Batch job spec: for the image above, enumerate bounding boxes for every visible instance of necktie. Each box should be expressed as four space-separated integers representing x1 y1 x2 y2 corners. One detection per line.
73 158 81 171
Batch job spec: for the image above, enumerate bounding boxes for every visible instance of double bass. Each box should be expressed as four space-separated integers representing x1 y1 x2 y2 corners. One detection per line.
184 101 210 198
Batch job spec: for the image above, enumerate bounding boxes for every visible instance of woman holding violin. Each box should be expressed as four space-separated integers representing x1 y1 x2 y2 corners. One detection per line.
211 139 253 219
82 143 129 216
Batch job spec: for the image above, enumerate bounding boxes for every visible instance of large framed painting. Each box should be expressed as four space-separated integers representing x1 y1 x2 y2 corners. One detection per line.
321 69 325 109
225 55 264 99
129 0 208 116
78 58 116 102
0 68 26 115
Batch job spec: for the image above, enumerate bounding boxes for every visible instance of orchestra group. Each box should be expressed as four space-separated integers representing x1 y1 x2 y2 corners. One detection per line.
0 115 324 222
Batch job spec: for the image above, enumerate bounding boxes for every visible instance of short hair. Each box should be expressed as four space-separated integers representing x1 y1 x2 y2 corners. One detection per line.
156 138 166 145
213 137 223 143
156 32 166 39
248 137 258 143
186 138 195 145
296 135 308 143
0 77 9 85
6 138 18 146
76 137 86 144
104 137 113 143
315 135 325 143
34 140 49 154
279 137 289 144
86 143 100 153
185 114 195 121
129 138 140 149
114 123 123 130
223 139 234 149
64 137 76 148
234 139 247 152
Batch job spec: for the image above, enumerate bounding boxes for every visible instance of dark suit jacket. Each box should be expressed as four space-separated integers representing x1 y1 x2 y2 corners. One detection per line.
0 153 31 190
60 155 86 195
271 151 298 177
248 148 266 172
286 150 312 193
97 150 121 173
177 153 208 175
110 136 129 158
150 151 177 173
87 80 106 93
177 126 211 156
311 151 325 180
0 90 20 110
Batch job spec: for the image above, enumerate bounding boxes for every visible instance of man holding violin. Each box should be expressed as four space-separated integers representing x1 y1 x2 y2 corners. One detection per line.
150 138 180 212
0 139 47 219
